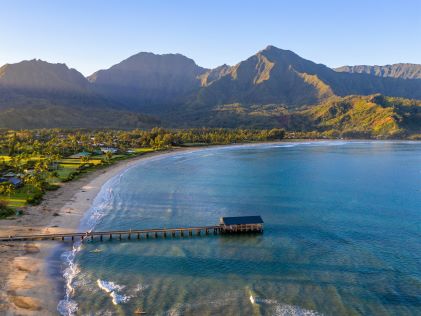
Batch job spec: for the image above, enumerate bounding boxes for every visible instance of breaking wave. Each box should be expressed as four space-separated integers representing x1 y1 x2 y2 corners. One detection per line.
97 279 130 305
57 175 122 316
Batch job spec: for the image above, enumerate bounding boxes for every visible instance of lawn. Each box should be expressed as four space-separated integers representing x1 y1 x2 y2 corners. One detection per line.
0 155 11 162
59 158 103 165
0 155 42 162
0 189 40 208
131 148 155 153
0 149 157 211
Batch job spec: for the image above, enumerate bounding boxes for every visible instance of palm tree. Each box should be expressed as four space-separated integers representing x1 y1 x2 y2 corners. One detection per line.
5 184 15 197
104 151 113 163
80 155 90 165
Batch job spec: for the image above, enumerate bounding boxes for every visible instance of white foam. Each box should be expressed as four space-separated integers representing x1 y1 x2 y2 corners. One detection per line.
57 299 78 316
273 303 321 316
97 279 125 293
97 279 130 305
110 292 130 305
58 176 120 315
57 242 83 316
252 295 322 316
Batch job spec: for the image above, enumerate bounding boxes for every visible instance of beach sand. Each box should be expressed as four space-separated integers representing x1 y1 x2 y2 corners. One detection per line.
0 148 194 315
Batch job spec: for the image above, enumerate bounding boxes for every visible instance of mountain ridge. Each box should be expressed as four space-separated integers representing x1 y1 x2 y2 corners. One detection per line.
0 46 420 135
88 52 207 108
335 63 421 80
0 59 89 92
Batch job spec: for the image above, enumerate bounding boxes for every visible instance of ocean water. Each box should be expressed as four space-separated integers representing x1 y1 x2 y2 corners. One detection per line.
58 141 421 316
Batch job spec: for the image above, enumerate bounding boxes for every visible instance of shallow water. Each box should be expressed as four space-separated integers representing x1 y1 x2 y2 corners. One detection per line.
58 141 421 315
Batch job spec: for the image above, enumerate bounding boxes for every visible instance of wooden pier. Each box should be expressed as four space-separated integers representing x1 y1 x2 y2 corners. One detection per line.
0 216 264 242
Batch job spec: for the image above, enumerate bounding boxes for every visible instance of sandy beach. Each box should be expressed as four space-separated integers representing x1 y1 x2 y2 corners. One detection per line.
0 148 195 315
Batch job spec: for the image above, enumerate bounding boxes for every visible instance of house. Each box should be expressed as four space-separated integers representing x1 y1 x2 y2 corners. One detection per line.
219 216 264 233
69 151 91 159
3 172 17 178
100 147 118 154
8 177 23 188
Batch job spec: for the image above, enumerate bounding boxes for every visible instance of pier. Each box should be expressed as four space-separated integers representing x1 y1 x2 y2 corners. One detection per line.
0 216 264 242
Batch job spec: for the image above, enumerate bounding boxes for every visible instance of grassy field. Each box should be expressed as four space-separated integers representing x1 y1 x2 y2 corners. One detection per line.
0 148 155 209
0 155 45 162
2 192 29 208
0 187 42 208
131 148 155 153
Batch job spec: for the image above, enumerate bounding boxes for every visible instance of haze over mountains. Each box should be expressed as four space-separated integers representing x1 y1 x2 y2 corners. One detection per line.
335 64 421 80
88 52 206 107
0 45 420 136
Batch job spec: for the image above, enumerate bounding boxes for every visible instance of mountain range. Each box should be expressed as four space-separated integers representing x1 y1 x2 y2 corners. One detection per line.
0 46 420 137
335 64 421 80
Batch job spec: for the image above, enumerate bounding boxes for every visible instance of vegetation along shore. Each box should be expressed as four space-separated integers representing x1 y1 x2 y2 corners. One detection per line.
0 127 285 315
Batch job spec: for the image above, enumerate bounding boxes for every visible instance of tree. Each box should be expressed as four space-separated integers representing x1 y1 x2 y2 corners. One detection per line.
80 155 90 164
104 151 113 163
3 184 15 197
267 128 285 140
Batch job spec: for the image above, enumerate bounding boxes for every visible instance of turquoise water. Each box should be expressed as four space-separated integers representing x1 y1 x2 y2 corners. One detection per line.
58 142 421 315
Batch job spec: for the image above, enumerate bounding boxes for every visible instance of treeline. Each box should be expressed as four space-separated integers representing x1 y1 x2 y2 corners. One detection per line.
0 128 285 157
138 128 285 149
0 127 284 211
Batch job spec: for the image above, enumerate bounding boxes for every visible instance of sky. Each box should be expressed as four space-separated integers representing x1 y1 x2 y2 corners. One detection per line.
0 0 420 76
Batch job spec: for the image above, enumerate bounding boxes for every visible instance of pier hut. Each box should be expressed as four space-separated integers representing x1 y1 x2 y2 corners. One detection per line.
219 216 263 233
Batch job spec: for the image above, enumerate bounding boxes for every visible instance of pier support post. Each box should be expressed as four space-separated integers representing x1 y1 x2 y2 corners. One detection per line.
137 233 140 239
100 235 103 241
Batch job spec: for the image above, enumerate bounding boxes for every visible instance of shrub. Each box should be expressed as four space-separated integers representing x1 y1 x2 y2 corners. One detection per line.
45 183 60 191
0 200 14 219
27 192 43 205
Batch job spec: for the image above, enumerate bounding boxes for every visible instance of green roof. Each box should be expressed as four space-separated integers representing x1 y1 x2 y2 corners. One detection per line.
220 216 264 225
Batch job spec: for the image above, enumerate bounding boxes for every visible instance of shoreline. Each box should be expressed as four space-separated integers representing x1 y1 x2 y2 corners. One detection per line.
0 139 409 314
0 147 201 315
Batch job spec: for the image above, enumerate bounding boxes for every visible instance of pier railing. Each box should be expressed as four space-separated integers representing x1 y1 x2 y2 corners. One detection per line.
0 223 263 242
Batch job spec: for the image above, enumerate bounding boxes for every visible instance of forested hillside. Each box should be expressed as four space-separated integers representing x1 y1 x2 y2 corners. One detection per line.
0 46 420 137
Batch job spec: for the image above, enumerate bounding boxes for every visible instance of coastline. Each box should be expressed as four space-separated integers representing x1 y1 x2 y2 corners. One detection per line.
0 139 393 314
0 147 200 315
